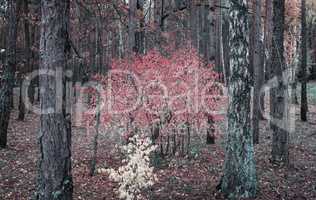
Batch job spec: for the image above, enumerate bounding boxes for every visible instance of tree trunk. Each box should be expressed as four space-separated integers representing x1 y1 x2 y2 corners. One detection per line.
29 23 36 105
18 0 31 120
118 20 124 59
291 82 298 104
300 0 308 122
220 0 257 198
251 0 263 144
89 11 103 175
264 0 273 80
311 21 316 80
215 0 223 81
206 115 215 144
270 0 289 166
190 1 198 49
0 0 18 148
36 0 73 199
264 0 273 114
202 3 210 61
90 92 101 176
135 0 145 54
18 70 25 120
222 0 230 85
128 0 137 53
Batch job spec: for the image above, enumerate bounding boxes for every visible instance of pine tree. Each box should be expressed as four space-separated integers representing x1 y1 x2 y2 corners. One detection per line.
301 0 308 121
36 0 73 199
0 0 18 148
220 0 257 198
270 0 290 165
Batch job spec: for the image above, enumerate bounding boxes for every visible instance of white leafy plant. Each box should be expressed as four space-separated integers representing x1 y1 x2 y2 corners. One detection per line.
97 135 158 200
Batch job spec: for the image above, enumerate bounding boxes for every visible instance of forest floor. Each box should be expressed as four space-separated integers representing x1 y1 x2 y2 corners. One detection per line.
1 83 316 200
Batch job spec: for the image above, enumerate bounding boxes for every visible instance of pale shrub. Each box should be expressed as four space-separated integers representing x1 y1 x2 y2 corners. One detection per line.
98 135 157 200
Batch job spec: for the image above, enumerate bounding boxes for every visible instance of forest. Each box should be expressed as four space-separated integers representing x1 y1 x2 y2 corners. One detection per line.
0 0 316 199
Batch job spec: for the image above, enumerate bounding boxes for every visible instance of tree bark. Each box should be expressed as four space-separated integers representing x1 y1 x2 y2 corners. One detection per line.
222 0 230 85
270 0 289 166
190 1 198 49
29 23 37 104
264 0 273 79
215 0 223 80
251 0 263 144
311 21 316 80
18 67 25 120
18 0 31 120
300 0 308 122
0 0 18 148
135 0 145 54
220 0 257 198
206 115 215 144
128 0 137 53
36 0 73 199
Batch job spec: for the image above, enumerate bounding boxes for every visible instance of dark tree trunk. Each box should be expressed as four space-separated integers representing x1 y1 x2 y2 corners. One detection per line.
0 0 18 148
190 1 198 48
128 0 137 53
36 0 73 199
262 0 273 120
251 0 263 144
197 4 203 55
206 115 215 144
90 94 101 176
215 0 223 80
270 0 289 166
202 4 210 61
313 33 316 80
30 2 41 104
311 22 316 80
29 23 37 105
135 0 145 54
18 71 25 120
222 0 230 85
90 11 103 175
300 0 308 122
220 0 257 198
264 0 273 79
18 0 31 120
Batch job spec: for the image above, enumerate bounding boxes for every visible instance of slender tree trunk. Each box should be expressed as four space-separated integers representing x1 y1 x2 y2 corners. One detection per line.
197 4 203 55
29 23 36 104
154 0 162 40
220 0 257 198
215 0 223 79
252 0 263 144
90 93 101 176
264 0 273 67
18 0 31 120
190 1 198 49
201 3 209 61
264 0 273 118
300 0 308 122
89 11 104 175
206 115 215 144
311 21 316 79
94 13 103 73
36 0 73 199
291 82 298 104
270 0 289 166
128 0 137 53
222 0 230 85
18 69 25 120
118 20 124 59
0 0 18 148
135 0 145 54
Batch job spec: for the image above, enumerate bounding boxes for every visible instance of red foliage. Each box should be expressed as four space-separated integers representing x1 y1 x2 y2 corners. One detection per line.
83 45 227 136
